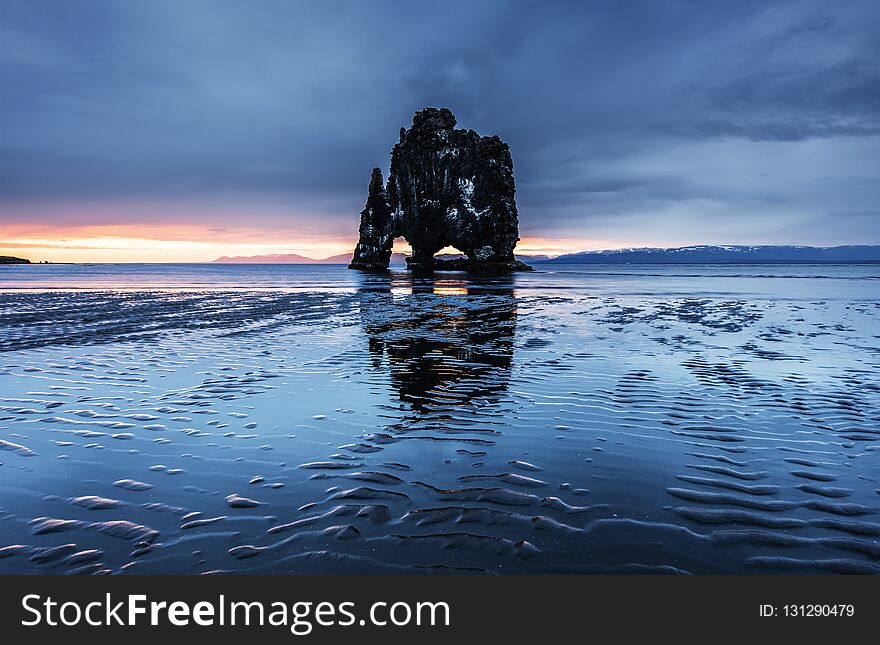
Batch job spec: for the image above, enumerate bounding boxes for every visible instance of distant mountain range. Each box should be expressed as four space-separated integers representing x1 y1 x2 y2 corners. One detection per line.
212 252 410 264
212 252 550 264
539 245 880 264
0 255 30 264
211 245 880 265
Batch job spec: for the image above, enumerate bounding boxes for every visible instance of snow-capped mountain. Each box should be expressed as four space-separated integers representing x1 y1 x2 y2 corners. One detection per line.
540 245 880 264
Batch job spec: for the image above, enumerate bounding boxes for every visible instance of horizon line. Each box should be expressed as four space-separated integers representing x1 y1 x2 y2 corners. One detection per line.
6 242 880 265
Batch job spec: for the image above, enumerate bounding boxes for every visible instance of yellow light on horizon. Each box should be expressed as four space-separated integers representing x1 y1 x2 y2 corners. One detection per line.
1 224 634 264
0 234 357 264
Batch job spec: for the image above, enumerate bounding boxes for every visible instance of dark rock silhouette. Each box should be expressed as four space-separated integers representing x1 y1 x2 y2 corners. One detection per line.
350 168 395 269
349 108 531 271
0 256 30 264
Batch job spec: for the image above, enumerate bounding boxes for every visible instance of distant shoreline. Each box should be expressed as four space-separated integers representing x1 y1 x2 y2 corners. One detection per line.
5 244 880 266
3 261 880 267
209 245 880 266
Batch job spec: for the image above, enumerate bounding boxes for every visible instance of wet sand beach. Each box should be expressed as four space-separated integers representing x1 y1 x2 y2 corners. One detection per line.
0 264 878 574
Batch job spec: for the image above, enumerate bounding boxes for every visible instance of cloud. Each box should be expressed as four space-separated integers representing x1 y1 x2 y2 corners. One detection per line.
0 0 878 248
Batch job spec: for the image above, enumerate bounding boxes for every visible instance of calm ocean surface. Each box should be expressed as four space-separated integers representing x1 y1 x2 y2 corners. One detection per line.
1 263 878 574
1 262 879 299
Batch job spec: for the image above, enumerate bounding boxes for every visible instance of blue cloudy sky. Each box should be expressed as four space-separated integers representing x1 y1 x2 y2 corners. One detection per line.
0 0 878 261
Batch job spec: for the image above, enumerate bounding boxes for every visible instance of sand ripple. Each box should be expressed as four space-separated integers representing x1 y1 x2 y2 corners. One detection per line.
1 275 879 574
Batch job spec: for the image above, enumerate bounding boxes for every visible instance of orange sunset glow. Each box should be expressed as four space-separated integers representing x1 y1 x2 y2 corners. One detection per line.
0 223 617 263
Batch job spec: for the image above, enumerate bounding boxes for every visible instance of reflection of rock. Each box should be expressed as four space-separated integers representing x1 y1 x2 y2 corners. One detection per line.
356 273 517 413
349 108 532 272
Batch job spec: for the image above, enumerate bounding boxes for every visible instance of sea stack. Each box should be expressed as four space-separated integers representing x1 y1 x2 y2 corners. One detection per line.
349 108 531 271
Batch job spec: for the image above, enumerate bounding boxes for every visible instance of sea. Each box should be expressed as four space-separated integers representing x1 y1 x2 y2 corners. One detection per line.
1 263 878 574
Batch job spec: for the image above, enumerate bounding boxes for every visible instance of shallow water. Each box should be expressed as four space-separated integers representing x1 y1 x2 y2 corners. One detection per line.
1 264 879 574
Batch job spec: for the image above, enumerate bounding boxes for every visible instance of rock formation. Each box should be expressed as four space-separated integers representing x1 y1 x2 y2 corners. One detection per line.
350 168 395 270
349 108 531 271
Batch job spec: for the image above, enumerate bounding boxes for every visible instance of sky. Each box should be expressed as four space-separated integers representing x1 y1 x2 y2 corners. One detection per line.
1 0 878 262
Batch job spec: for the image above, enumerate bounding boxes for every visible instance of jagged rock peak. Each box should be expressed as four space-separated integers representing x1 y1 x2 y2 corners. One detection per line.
349 168 394 271
411 107 457 131
349 107 531 272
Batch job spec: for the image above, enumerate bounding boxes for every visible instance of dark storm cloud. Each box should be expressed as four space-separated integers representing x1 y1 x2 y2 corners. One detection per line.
0 0 878 243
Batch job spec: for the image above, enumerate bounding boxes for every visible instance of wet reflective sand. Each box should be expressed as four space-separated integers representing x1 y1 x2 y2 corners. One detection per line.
1 265 879 574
